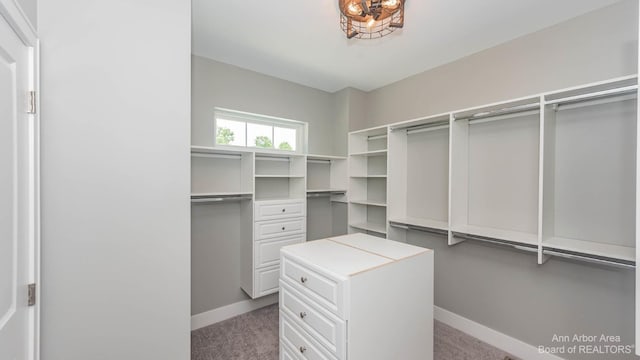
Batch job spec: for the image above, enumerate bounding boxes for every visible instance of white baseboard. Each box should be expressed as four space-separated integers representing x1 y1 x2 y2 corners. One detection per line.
191 294 279 331
434 306 564 360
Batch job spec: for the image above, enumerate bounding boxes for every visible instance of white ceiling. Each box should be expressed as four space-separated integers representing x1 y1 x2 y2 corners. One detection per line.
192 0 622 93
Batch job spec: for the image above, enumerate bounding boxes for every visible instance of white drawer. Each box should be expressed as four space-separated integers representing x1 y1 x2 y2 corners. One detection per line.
280 343 298 360
255 199 305 221
255 235 305 268
280 312 338 360
256 265 280 296
280 281 346 359
281 256 344 318
255 217 305 240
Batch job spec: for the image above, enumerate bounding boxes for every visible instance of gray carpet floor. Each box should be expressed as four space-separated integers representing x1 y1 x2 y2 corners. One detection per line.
191 304 518 360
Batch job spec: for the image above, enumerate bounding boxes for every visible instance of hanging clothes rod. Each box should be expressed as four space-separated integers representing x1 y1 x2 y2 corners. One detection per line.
392 119 449 133
456 102 540 122
191 194 252 203
550 93 637 112
542 248 635 269
307 159 332 164
255 155 291 162
545 85 638 107
191 152 242 160
389 222 448 236
452 232 538 253
468 109 540 125
307 190 346 198
367 134 388 141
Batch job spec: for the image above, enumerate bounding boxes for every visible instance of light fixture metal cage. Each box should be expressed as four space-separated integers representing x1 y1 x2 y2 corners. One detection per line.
339 0 405 39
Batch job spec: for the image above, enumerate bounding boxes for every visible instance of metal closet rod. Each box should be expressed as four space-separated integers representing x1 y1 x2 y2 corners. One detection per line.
191 194 252 203
551 93 637 112
367 134 388 141
255 155 291 162
452 232 538 253
307 191 346 198
456 102 540 122
307 159 332 164
191 152 242 160
545 85 638 107
542 249 635 269
389 222 448 236
392 119 450 134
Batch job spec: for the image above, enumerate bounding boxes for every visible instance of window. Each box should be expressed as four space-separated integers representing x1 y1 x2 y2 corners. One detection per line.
214 108 307 153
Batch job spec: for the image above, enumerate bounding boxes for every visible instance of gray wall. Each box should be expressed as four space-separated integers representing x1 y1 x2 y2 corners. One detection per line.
192 56 346 156
358 1 638 358
39 1 191 359
16 0 36 29
362 0 638 129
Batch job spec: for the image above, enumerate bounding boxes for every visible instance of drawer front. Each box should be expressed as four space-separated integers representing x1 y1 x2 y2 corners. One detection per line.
280 343 298 360
255 200 305 221
280 281 346 358
256 266 280 296
280 312 338 360
281 256 344 317
256 235 305 268
255 218 306 240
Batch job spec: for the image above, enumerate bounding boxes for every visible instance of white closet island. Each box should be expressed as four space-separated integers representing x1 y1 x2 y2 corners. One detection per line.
279 233 434 360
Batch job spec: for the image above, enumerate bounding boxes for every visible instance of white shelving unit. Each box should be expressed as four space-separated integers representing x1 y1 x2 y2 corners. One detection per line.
348 126 389 238
190 146 254 201
347 75 638 268
450 97 541 247
540 77 638 264
306 154 348 240
388 114 451 242
254 153 306 201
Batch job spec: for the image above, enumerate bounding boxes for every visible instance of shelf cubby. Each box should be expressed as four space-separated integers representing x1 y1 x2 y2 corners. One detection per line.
450 97 541 246
388 114 450 242
306 154 349 240
540 80 637 263
255 153 306 201
191 147 254 197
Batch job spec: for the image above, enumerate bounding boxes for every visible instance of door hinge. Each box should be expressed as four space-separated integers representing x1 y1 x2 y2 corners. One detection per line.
27 91 36 114
28 283 36 306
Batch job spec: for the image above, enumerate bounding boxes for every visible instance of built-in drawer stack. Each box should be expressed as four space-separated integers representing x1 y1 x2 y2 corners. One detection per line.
250 199 306 298
279 234 434 360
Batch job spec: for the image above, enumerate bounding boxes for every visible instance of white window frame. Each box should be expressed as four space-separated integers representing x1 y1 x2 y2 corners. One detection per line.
214 108 308 154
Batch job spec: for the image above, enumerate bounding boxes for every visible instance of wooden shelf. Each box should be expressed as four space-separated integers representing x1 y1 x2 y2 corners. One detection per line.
349 150 388 157
389 217 448 231
350 200 387 207
543 237 634 262
349 222 387 234
451 224 537 246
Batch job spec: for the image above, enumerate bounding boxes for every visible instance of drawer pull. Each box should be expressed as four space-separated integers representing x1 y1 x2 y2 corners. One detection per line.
282 227 286 231
299 311 307 319
299 346 307 354
282 208 286 212
300 276 308 284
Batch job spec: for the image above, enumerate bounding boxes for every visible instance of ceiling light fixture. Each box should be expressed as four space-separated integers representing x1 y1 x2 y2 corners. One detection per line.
339 0 405 39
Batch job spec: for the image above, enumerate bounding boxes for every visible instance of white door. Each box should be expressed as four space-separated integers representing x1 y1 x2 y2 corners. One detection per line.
0 6 37 360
